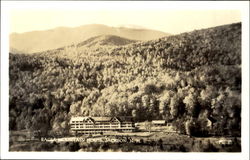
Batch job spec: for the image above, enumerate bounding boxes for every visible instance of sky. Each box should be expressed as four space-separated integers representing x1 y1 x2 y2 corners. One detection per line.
10 8 241 34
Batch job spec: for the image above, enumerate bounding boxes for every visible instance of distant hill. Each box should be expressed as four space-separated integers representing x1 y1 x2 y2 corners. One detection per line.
76 35 137 47
9 24 169 53
38 35 138 58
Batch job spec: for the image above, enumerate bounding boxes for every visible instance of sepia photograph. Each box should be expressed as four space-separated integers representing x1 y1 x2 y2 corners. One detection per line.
1 1 249 160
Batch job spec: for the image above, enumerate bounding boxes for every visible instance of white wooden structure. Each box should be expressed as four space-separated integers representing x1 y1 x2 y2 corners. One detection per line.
70 116 135 134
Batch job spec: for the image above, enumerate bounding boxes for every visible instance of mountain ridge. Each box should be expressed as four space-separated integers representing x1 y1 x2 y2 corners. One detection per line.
33 34 139 57
76 35 138 47
10 24 169 54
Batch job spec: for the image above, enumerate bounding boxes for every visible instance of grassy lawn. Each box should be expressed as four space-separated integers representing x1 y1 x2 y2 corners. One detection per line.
9 130 241 152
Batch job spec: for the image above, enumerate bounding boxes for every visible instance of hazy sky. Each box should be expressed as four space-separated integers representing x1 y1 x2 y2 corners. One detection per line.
10 10 241 34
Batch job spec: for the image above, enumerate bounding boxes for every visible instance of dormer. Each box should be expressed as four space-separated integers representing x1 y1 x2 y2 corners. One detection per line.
84 117 95 124
110 117 121 123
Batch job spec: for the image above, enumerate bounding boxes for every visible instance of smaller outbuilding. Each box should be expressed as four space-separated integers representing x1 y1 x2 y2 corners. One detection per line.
152 120 166 126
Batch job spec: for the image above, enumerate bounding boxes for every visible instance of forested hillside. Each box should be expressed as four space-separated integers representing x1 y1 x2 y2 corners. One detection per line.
9 22 241 137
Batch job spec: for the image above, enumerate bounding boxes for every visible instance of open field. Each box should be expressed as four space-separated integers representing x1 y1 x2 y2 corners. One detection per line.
9 130 241 152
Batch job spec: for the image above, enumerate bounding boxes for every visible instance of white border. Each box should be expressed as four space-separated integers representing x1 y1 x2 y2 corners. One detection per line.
1 1 249 160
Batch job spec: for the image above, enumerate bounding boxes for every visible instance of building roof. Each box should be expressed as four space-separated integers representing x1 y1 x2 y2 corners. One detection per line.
70 116 133 123
91 117 112 122
70 116 89 122
152 120 166 124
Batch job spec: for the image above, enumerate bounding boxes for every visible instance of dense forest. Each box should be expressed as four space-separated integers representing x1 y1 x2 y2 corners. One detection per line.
9 23 241 137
